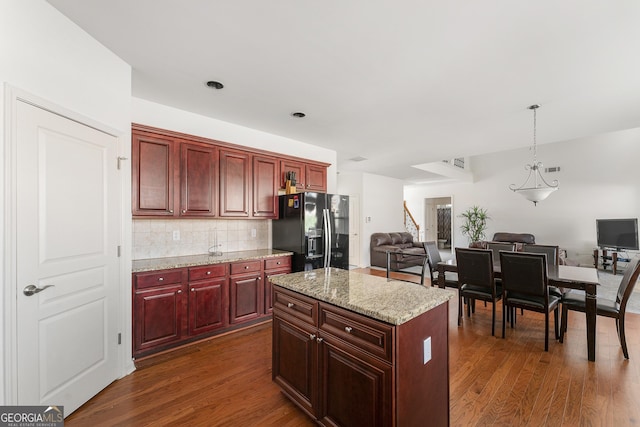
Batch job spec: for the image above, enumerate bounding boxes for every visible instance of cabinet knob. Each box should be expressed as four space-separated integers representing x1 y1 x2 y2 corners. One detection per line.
310 334 316 340
182 209 186 214
344 326 353 333
244 266 249 269
206 271 211 275
169 210 173 213
316 337 323 343
191 288 195 292
277 261 281 265
158 277 164 281
287 302 294 308
177 290 182 294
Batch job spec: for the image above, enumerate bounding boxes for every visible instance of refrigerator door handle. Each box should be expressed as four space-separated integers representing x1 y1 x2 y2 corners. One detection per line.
323 208 331 268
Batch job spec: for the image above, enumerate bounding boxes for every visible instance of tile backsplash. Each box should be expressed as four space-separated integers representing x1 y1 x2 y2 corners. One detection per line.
133 218 271 260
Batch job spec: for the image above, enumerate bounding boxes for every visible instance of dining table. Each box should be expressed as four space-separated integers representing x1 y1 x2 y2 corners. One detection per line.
437 259 600 361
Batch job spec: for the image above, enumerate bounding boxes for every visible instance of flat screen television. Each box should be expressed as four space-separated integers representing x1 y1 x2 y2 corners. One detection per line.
596 218 639 250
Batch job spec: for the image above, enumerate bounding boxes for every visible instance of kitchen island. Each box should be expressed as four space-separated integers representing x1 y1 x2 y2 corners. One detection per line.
270 268 455 427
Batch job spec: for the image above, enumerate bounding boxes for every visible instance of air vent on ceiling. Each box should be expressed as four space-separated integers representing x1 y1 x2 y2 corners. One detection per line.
442 158 465 169
545 166 561 173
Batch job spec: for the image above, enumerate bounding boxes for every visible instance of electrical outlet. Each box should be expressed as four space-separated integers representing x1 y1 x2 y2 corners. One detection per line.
173 230 180 241
423 337 432 364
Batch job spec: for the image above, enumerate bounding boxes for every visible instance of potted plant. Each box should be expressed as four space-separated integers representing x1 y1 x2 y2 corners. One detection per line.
459 206 489 245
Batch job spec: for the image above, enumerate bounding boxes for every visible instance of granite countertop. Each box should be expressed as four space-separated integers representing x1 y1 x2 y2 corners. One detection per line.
132 249 293 273
270 267 456 325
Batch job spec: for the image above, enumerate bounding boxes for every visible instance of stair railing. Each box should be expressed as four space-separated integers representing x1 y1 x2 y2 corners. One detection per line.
403 201 420 241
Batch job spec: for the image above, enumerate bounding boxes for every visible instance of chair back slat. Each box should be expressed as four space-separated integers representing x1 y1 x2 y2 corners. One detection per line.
424 241 442 267
500 251 548 297
522 244 559 266
455 248 494 290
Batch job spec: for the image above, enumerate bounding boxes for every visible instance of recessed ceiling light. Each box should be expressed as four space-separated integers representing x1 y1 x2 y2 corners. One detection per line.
206 80 224 89
291 112 306 118
349 156 368 162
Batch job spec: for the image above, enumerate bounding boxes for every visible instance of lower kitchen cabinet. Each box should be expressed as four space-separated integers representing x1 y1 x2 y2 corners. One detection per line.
133 254 291 358
133 269 186 355
272 285 449 427
187 264 228 335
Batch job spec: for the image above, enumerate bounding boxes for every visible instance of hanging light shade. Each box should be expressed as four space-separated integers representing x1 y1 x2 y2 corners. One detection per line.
509 104 558 206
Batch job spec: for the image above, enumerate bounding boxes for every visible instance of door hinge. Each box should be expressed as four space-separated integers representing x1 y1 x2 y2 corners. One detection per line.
117 156 128 170
118 333 122 345
117 246 121 257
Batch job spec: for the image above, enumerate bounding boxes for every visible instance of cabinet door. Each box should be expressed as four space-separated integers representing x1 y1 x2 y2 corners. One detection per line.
317 334 392 427
305 164 327 193
229 273 263 323
252 155 278 218
188 277 228 336
133 285 184 355
132 131 178 216
272 315 318 417
264 268 291 314
180 142 218 217
280 160 305 190
219 149 250 217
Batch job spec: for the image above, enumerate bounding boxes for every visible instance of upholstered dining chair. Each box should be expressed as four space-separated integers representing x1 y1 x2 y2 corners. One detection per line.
560 257 640 359
522 244 562 297
500 251 561 351
424 241 458 288
486 242 516 260
455 248 501 335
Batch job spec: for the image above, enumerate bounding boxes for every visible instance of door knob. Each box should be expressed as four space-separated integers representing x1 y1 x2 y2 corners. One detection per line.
23 284 54 296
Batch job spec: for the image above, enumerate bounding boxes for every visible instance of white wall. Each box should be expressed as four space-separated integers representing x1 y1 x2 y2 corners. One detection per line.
405 127 640 266
132 98 339 193
0 0 132 403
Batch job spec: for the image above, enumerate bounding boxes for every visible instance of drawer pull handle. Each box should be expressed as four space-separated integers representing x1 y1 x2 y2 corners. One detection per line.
287 303 294 308
316 337 323 343
158 277 164 281
344 326 353 333
310 334 316 340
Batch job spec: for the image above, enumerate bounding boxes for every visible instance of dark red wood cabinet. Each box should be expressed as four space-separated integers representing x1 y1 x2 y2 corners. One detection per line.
132 131 178 216
280 159 327 193
219 148 251 217
180 141 218 216
272 286 450 427
133 255 291 358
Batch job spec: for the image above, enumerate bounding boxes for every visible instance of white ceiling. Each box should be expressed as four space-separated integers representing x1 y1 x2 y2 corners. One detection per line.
47 0 640 183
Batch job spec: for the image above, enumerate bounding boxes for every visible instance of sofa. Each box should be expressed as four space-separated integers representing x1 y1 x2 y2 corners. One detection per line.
370 232 427 270
470 232 535 251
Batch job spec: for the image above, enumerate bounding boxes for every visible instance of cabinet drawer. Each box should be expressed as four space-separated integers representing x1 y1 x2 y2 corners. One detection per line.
265 256 291 270
273 287 318 327
319 303 393 363
135 269 183 290
188 264 227 281
230 260 261 275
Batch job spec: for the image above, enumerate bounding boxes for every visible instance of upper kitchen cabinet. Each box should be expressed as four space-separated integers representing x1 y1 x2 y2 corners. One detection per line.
132 130 178 216
132 124 329 218
180 141 218 216
252 155 279 218
219 148 251 217
280 159 327 193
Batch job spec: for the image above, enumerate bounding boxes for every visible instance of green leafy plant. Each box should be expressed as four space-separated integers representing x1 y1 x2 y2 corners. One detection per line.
459 206 489 243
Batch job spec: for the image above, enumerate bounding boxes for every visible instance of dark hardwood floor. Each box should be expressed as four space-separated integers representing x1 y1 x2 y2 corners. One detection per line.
66 269 640 426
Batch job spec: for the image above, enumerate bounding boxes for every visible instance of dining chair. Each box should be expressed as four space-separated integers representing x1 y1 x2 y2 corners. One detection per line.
486 242 516 260
499 251 561 351
455 248 501 335
424 241 458 288
560 257 640 359
522 244 563 297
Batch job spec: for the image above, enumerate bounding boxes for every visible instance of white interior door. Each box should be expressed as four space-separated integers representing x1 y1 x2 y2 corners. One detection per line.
348 195 360 267
15 100 120 414
424 199 437 242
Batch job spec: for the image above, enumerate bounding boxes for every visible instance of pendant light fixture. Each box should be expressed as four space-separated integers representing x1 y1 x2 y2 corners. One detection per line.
509 104 558 205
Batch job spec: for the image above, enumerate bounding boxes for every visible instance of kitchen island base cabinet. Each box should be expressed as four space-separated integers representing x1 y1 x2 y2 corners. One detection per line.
273 286 449 427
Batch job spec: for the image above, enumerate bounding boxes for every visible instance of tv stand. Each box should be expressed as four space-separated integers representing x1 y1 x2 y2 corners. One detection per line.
593 248 628 275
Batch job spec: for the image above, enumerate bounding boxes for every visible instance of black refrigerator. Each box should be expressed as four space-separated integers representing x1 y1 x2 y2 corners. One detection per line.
272 192 349 272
